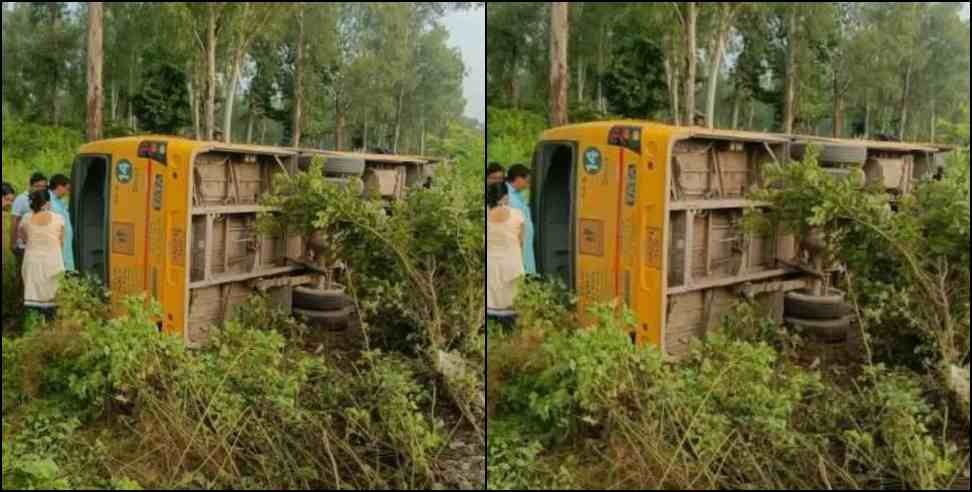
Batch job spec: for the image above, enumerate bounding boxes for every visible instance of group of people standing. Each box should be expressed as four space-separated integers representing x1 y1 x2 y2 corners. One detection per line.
486 162 535 330
2 172 76 320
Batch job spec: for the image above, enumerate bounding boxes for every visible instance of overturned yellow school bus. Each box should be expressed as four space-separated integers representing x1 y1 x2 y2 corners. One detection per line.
531 121 949 356
70 136 441 345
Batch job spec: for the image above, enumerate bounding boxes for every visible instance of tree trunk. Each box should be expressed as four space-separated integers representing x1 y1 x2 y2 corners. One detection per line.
260 119 267 145
549 2 569 127
783 9 797 134
748 99 756 129
363 113 369 151
223 53 243 143
86 2 104 142
664 52 681 126
50 5 62 125
864 98 870 139
111 82 118 122
898 63 912 141
206 5 217 141
420 113 427 156
335 108 346 151
832 96 844 138
832 70 845 138
292 5 305 148
394 83 405 153
246 110 254 144
684 2 697 126
929 98 936 143
730 91 740 130
577 56 585 103
705 13 729 129
597 23 606 114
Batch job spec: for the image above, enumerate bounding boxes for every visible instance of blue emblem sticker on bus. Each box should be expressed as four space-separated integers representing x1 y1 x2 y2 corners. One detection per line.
117 160 134 184
584 147 602 175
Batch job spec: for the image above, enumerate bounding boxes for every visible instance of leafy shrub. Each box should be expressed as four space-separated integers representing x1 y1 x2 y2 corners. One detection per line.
231 293 307 342
721 300 801 357
346 352 445 480
1 217 19 324
2 337 23 414
2 404 139 490
488 297 963 490
486 419 576 491
485 107 546 164
261 157 485 357
838 366 961 490
749 148 970 381
1 116 80 190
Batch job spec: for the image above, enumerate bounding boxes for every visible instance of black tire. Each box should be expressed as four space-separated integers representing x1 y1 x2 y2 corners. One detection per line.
791 143 868 164
819 144 868 164
293 286 349 311
294 306 354 331
325 157 366 176
784 289 852 320
786 316 852 343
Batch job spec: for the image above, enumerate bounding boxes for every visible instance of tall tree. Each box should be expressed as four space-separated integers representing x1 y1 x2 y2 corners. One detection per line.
221 3 281 143
683 2 698 125
703 3 744 128
783 6 798 134
293 3 305 148
549 2 569 126
86 2 104 141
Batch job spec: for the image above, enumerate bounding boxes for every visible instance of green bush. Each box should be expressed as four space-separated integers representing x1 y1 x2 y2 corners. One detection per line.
260 157 485 357
488 296 964 490
838 366 961 490
748 147 970 376
486 107 546 165
1 116 81 190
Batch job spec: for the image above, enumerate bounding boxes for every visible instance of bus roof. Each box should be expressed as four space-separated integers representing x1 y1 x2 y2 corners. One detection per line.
78 136 445 161
542 121 950 153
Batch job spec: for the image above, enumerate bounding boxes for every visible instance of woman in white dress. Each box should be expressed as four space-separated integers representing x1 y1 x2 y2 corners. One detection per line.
486 182 525 330
19 190 65 320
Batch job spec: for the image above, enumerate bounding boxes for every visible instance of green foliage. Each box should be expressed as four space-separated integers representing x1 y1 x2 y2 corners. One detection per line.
231 293 307 341
488 291 964 490
1 221 19 323
602 21 667 119
839 366 961 490
501 305 660 443
1 116 81 190
3 408 81 490
131 61 192 135
749 148 970 370
485 107 546 165
261 156 485 356
721 300 801 356
486 419 576 491
426 121 486 183
511 278 576 336
2 286 467 489
937 104 970 146
2 337 23 414
348 352 445 480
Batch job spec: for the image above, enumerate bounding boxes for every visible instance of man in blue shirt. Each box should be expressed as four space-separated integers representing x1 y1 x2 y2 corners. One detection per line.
48 175 76 272
505 164 536 275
